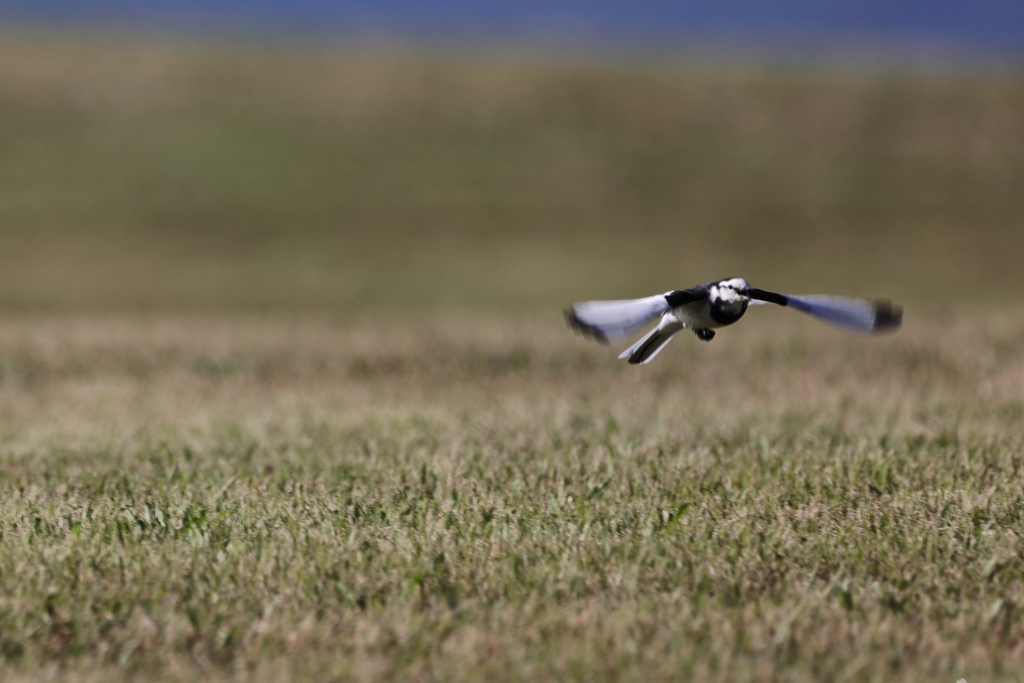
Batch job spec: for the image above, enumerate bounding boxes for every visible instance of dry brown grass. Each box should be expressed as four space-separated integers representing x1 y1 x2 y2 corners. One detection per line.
0 312 1022 681
0 308 1018 445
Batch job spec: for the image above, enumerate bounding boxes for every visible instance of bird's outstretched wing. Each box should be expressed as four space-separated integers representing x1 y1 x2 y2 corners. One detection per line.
746 288 902 333
565 294 670 343
565 288 708 343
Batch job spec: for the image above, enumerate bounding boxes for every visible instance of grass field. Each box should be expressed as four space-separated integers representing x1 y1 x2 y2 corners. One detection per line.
1 313 1024 682
1 36 1024 682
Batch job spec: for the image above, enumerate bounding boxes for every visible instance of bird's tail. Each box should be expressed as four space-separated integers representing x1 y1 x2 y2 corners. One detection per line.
618 322 683 365
565 294 671 343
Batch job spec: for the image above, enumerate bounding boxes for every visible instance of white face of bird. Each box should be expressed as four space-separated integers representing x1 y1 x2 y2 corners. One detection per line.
709 278 750 310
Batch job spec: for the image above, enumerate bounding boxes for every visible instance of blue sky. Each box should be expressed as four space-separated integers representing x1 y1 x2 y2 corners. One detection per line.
3 1 1023 55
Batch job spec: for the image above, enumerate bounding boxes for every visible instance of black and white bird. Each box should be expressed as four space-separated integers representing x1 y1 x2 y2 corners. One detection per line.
566 278 902 365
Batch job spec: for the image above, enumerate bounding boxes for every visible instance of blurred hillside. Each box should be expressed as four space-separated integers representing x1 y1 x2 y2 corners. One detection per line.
1 37 1022 314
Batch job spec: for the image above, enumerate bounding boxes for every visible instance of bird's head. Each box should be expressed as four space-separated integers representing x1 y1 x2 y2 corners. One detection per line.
707 278 750 325
710 278 750 307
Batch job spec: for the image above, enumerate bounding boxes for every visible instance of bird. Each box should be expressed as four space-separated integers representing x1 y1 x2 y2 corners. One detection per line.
566 277 902 365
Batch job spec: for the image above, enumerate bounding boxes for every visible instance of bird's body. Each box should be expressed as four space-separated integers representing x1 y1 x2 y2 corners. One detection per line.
566 277 901 365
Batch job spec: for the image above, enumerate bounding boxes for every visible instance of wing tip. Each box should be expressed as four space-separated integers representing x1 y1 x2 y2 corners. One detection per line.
871 300 903 333
564 307 611 345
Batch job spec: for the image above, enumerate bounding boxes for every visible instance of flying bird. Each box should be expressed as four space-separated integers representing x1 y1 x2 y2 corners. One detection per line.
566 278 902 365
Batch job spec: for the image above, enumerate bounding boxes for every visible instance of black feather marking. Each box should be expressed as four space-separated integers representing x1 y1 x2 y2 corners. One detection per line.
871 300 903 332
746 288 789 306
665 287 708 308
564 308 611 344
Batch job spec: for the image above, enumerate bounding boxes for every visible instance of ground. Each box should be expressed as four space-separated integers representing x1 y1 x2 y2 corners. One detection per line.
0 312 1023 682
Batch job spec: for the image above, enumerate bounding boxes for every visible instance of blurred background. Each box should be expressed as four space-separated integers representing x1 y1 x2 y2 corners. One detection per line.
0 2 1022 316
